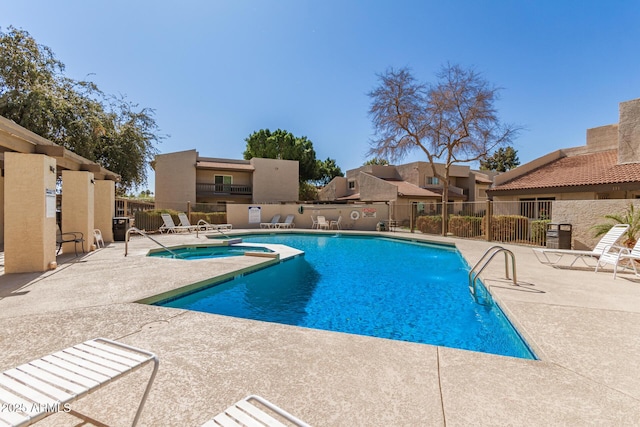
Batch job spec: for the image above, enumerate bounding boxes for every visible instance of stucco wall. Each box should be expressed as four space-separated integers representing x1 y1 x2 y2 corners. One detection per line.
155 150 197 211
227 203 389 231
551 200 640 250
250 158 299 203
359 173 397 201
618 98 640 164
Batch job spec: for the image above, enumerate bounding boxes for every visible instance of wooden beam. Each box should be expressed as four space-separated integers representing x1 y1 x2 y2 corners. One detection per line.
35 145 65 157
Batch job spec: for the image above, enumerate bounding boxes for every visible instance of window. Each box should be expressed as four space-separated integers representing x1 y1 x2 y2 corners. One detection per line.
426 177 439 185
214 175 232 191
348 180 356 189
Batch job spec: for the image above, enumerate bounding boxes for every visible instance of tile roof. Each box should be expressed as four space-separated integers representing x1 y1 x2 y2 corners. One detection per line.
490 150 640 192
384 180 441 197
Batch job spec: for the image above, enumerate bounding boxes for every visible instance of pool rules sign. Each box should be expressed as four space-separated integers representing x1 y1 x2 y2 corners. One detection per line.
248 206 261 224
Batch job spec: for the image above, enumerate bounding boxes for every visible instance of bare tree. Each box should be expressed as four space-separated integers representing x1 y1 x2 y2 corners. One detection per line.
368 64 520 234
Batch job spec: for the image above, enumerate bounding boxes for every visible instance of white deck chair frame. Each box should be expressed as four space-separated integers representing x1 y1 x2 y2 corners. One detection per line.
0 338 158 427
595 240 640 279
532 223 629 267
196 219 233 231
260 215 281 229
202 394 310 427
276 215 295 229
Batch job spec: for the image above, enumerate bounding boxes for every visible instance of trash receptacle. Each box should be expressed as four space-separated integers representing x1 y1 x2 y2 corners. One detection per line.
113 217 130 241
546 223 571 249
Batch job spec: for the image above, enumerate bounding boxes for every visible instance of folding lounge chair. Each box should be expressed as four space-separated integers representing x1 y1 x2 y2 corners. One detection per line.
0 337 158 427
202 394 310 427
533 223 629 267
595 238 640 279
260 215 280 229
159 213 194 233
276 215 296 229
196 219 233 231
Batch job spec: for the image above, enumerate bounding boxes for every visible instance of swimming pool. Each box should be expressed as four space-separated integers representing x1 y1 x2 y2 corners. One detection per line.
157 234 535 359
148 244 274 260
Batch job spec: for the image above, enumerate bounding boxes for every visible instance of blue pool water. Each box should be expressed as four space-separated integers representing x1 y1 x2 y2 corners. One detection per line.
148 245 273 260
158 234 535 359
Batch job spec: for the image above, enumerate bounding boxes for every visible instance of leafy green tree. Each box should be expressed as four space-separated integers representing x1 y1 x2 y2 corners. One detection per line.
368 64 521 234
480 146 520 172
0 26 162 192
363 157 389 165
244 128 322 182
316 157 343 186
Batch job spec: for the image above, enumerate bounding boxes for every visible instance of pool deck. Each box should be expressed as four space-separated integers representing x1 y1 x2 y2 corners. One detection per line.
1 229 639 426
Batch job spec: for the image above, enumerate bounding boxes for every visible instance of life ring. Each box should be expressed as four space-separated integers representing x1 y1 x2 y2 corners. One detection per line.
350 210 360 221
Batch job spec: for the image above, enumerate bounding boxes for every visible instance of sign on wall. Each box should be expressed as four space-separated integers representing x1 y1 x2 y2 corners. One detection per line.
248 206 261 223
45 189 56 218
362 207 377 218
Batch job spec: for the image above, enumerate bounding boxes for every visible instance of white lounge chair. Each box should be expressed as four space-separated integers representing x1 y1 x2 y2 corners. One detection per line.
330 216 342 230
0 337 158 427
178 212 199 231
533 223 629 267
202 395 310 427
159 213 194 233
595 238 640 279
276 215 296 229
197 219 233 231
310 215 318 229
316 216 330 230
260 215 281 229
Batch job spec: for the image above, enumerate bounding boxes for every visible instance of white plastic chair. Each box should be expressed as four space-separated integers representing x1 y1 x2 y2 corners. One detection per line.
94 229 105 248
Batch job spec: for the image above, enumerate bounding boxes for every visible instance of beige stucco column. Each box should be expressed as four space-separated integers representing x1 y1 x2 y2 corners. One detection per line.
61 170 94 253
94 180 115 243
4 152 57 273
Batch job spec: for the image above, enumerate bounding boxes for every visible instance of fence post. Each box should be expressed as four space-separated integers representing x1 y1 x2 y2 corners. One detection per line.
486 200 493 242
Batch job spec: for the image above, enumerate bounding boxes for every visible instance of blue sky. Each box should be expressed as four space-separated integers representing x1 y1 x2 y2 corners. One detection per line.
2 1 640 191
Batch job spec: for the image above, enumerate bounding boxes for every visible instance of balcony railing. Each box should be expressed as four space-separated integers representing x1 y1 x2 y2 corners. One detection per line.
196 183 252 196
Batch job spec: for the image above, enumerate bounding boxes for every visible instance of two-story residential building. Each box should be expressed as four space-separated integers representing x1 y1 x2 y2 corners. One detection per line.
318 161 493 224
154 149 299 211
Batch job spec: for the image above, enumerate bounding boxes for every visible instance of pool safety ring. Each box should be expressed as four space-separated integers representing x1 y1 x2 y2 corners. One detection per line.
350 210 360 221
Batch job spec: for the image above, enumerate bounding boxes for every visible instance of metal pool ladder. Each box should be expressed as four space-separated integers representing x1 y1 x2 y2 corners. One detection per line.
125 226 182 258
468 245 517 305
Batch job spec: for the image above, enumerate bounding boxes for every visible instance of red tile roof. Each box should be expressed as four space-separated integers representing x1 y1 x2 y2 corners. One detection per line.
490 150 640 192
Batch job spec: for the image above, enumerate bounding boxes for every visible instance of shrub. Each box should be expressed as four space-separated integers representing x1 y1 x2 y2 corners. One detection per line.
530 219 551 245
417 215 442 234
448 215 483 238
482 215 529 242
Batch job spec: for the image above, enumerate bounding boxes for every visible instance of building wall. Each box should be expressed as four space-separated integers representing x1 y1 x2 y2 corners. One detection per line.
585 124 619 152
551 200 640 250
155 150 197 211
250 158 299 202
618 97 640 164
358 173 398 201
196 169 253 186
227 203 389 230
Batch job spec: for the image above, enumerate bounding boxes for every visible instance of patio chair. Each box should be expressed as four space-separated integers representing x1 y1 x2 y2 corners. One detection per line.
159 213 194 233
532 223 629 267
310 215 318 229
260 215 281 229
276 215 296 229
197 219 233 231
0 337 158 427
177 213 200 232
330 216 342 230
316 216 330 230
56 225 85 256
202 394 310 427
94 229 105 248
595 239 640 279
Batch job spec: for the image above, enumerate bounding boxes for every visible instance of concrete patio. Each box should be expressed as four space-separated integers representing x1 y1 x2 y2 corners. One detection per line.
1 230 639 426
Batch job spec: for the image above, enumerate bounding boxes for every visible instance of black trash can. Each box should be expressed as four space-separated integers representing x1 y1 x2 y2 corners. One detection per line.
546 223 572 249
113 217 130 241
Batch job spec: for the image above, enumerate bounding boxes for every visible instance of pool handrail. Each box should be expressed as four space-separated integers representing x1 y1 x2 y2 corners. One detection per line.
468 245 517 305
125 227 182 258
